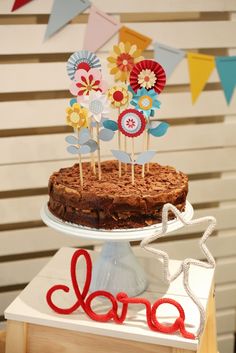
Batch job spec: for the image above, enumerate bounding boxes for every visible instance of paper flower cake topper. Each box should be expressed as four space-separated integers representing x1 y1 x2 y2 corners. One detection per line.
65 45 169 186
130 59 166 93
67 50 101 80
107 42 143 82
118 109 146 138
66 101 88 130
130 87 161 117
107 85 131 108
70 68 107 100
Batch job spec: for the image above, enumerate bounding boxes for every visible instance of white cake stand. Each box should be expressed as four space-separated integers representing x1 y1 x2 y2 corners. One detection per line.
41 201 193 297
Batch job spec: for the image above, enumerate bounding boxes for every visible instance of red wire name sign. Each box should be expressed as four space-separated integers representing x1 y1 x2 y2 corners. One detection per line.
46 249 195 339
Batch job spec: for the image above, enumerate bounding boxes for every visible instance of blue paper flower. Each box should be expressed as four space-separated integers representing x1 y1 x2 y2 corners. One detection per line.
130 87 161 117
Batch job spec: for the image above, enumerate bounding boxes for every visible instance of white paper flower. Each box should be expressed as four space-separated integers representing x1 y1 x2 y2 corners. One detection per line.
80 91 110 122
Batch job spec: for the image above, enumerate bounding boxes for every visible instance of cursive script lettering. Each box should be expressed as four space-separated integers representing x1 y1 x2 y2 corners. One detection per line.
46 249 195 339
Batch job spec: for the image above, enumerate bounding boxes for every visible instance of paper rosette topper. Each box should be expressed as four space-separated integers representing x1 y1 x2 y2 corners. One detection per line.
67 50 101 80
118 109 146 138
107 42 144 82
130 60 166 94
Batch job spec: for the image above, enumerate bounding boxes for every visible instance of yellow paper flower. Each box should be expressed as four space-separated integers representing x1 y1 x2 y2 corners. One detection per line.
107 42 143 82
66 103 88 130
107 85 131 108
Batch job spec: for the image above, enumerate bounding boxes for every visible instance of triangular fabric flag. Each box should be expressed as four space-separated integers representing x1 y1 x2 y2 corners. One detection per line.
119 26 152 51
11 0 33 12
154 42 185 79
45 0 91 39
215 56 236 105
83 5 120 52
187 53 215 103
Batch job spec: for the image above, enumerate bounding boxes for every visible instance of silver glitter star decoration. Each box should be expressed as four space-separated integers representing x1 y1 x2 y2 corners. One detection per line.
140 203 216 337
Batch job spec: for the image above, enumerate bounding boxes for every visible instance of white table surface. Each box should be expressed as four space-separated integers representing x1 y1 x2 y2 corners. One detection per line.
5 247 215 350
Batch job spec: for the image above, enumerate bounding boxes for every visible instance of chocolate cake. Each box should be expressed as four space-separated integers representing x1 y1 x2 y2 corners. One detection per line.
48 160 188 229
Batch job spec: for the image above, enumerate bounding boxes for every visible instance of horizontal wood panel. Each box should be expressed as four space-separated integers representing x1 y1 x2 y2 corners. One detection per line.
216 257 236 284
1 21 236 55
216 309 236 334
1 0 236 14
1 148 235 193
216 283 236 309
0 227 100 257
189 178 236 204
134 233 236 262
217 334 235 353
1 122 235 165
0 257 49 287
1 154 236 203
0 58 219 94
1 91 236 130
170 206 236 237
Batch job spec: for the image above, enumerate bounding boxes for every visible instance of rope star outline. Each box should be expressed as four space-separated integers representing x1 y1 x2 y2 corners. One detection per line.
140 203 216 337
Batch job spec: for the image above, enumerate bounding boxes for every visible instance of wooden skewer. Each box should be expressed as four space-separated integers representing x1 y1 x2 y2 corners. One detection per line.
142 129 147 178
124 135 128 172
118 108 122 178
96 122 102 180
89 120 96 175
118 131 122 178
77 130 83 187
78 153 83 187
131 138 135 185
147 132 150 172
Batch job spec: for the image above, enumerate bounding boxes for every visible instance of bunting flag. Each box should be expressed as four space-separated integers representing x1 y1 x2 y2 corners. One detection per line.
45 0 91 40
187 53 215 103
11 0 33 12
154 42 185 79
119 26 152 51
83 5 120 52
215 56 236 105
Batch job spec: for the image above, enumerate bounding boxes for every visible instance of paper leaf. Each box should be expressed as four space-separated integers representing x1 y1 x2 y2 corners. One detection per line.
85 139 98 153
65 135 78 144
135 151 156 165
148 121 161 129
78 128 90 144
67 145 79 154
78 145 91 154
91 120 103 127
148 122 169 137
99 128 115 141
111 150 132 164
103 119 118 131
70 98 77 106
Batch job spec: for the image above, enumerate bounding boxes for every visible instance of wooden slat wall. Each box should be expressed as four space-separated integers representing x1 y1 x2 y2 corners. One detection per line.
1 1 236 351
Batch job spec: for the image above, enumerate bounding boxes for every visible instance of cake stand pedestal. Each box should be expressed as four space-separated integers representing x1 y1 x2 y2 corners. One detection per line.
41 201 193 297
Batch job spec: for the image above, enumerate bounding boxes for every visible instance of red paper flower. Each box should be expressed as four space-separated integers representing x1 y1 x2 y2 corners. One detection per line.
130 60 166 94
118 109 146 138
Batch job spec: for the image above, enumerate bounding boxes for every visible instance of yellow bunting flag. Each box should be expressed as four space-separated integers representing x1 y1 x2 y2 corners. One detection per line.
187 53 215 103
119 26 152 52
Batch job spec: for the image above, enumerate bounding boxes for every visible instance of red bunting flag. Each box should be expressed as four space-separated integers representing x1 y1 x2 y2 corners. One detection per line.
11 0 33 12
